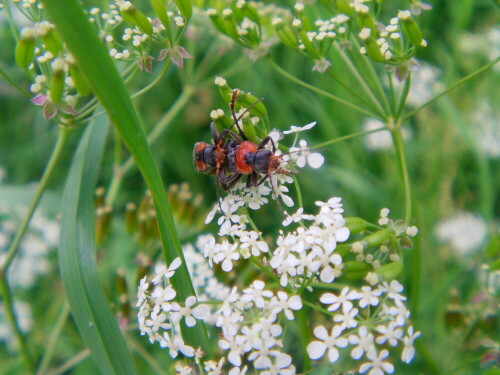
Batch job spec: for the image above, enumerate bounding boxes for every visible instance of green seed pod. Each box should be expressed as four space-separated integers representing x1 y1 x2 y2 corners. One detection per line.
375 262 403 280
150 0 170 30
215 76 233 103
398 10 423 46
362 228 392 249
294 3 313 31
40 26 63 55
273 19 299 50
359 28 384 63
49 58 65 103
173 0 192 19
345 217 368 234
120 2 153 35
221 8 240 41
238 91 267 118
295 21 322 59
240 1 260 24
15 28 36 68
207 10 227 35
336 0 354 15
335 244 352 257
357 9 376 35
343 261 370 280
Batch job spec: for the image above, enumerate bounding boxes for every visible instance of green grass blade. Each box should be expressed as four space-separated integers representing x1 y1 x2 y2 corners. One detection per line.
41 0 211 352
59 118 138 375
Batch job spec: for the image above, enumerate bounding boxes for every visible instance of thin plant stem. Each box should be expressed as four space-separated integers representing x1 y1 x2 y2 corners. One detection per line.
401 56 500 121
46 349 90 375
132 60 171 98
312 127 388 149
36 302 70 375
349 37 392 114
105 86 195 205
326 68 384 117
2 0 20 42
296 308 311 372
1 126 72 273
391 125 412 223
334 44 387 117
127 334 168 375
293 176 303 209
395 73 412 119
266 58 385 121
0 63 30 97
0 277 34 371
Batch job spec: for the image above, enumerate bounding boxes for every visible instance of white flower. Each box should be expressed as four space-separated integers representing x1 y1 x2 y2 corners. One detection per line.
283 121 317 135
402 326 421 363
312 58 332 73
270 291 302 320
333 307 359 329
357 286 381 308
359 349 394 374
174 296 210 327
214 240 239 272
349 326 376 360
241 280 273 308
290 140 324 169
376 322 403 346
307 325 348 362
137 277 149 307
151 257 182 285
282 208 314 226
320 287 359 313
239 231 269 257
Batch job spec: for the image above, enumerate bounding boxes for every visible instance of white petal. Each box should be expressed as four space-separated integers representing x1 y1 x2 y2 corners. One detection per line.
308 153 324 168
335 227 350 242
327 347 340 363
307 341 327 360
313 325 329 340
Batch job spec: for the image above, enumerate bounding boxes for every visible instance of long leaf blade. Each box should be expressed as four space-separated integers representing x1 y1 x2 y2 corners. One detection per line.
42 0 210 352
60 118 138 374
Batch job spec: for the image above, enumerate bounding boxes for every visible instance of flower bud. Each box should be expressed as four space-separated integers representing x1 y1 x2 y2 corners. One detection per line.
375 262 403 280
214 76 233 103
15 27 36 68
398 10 423 46
173 0 192 19
294 3 313 31
49 57 65 103
356 7 376 35
120 2 153 35
343 261 370 280
345 217 367 234
221 8 240 41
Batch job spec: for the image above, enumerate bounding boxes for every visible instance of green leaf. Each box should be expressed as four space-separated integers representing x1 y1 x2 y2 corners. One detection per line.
41 0 210 353
59 117 138 375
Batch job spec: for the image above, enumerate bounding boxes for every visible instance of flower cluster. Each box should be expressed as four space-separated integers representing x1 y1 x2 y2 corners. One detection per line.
308 281 421 373
269 199 350 287
137 257 210 358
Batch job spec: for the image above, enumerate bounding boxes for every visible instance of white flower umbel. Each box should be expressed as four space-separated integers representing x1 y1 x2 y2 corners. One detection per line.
435 211 487 256
308 281 420 370
270 197 350 288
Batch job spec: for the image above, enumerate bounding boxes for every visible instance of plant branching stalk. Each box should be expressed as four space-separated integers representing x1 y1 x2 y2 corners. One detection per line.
401 57 500 121
312 127 388 149
132 60 171 98
1 126 72 273
391 125 412 223
334 45 387 118
266 58 385 120
105 86 195 205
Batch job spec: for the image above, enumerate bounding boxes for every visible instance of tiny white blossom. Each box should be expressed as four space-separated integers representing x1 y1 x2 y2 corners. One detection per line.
307 325 348 362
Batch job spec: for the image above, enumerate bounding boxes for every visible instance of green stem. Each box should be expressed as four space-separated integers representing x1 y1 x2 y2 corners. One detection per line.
105 86 195 205
127 334 169 374
334 45 387 118
401 56 500 121
312 127 388 149
36 302 70 375
132 60 171 98
296 307 311 372
46 349 90 375
0 63 30 97
293 176 303 209
391 125 412 223
2 0 20 41
395 73 411 119
1 126 72 273
266 58 384 120
0 278 34 371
